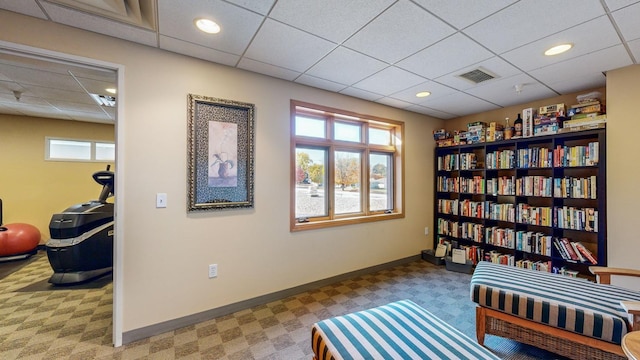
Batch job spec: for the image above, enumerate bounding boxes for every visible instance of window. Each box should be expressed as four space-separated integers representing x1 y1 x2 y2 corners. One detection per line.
46 137 115 162
291 100 404 231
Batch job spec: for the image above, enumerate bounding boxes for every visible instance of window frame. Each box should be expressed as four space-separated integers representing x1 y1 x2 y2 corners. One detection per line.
45 136 115 162
290 100 404 231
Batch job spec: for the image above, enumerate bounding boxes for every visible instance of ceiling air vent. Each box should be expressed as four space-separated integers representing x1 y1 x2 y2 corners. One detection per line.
457 67 499 84
90 93 116 107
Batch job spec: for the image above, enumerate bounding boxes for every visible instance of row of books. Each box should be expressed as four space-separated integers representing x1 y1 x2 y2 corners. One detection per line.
486 226 514 248
515 231 552 256
440 175 595 199
486 149 516 169
437 237 591 276
437 141 600 170
553 142 599 167
553 176 597 199
436 176 484 194
516 147 553 168
438 200 599 232
553 238 597 264
555 207 598 232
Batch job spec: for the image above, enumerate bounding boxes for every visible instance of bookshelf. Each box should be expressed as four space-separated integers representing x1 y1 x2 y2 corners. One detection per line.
434 129 606 277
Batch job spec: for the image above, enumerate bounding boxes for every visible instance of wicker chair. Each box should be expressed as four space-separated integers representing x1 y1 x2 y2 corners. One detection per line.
472 263 640 360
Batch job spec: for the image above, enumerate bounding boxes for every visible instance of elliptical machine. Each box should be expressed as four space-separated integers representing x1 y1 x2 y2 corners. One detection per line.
46 166 114 285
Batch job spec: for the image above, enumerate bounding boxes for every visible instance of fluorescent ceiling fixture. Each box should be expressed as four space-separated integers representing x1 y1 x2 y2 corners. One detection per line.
195 18 221 34
105 88 116 94
416 91 431 98
544 43 573 56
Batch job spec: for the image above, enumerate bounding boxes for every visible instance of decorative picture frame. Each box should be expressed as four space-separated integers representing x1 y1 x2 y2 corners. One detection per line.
187 94 255 211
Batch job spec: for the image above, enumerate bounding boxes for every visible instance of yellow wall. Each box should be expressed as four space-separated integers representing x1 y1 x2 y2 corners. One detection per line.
0 114 114 240
0 10 443 334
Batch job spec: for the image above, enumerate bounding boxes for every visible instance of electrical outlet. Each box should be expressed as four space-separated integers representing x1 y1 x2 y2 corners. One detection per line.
424 226 429 235
208 264 218 278
156 193 167 208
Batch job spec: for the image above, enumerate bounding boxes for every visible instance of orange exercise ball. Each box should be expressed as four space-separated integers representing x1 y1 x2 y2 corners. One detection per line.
0 223 41 257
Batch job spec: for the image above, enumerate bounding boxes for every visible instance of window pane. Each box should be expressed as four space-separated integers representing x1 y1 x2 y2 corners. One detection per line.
96 142 115 161
334 151 361 214
369 128 391 145
370 153 393 211
295 147 327 218
49 139 91 160
295 116 326 138
334 122 361 142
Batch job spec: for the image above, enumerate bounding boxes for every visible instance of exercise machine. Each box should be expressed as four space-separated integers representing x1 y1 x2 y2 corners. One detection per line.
46 166 114 284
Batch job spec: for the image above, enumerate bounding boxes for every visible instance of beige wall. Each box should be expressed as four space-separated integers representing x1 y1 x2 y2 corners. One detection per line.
0 10 443 334
606 65 640 284
0 114 114 239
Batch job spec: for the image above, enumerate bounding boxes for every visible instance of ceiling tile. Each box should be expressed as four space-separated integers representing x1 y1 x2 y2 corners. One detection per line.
422 91 500 117
529 45 632 91
628 38 640 60
411 0 518 29
28 85 93 104
604 0 640 11
501 15 621 71
237 58 300 81
305 47 387 85
612 2 640 41
338 87 384 101
269 0 394 43
1 65 82 91
225 0 276 15
435 56 522 91
243 19 335 72
158 0 264 55
388 80 457 103
343 0 455 64
464 0 605 54
405 104 457 119
376 97 413 109
39 1 158 47
464 73 557 107
48 99 104 113
352 66 426 96
0 0 47 19
159 36 240 67
396 33 493 79
295 74 348 92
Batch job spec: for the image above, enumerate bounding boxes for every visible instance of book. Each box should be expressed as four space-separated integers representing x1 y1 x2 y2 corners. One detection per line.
451 248 467 264
560 238 579 261
575 242 598 264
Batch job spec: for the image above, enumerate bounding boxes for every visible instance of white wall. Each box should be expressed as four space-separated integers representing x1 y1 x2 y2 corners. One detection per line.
0 10 442 334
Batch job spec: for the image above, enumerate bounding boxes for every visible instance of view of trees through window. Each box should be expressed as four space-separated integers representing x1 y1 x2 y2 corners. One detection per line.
291 101 403 230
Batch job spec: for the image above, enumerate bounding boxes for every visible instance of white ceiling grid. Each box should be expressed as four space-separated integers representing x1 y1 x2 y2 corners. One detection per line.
0 0 638 122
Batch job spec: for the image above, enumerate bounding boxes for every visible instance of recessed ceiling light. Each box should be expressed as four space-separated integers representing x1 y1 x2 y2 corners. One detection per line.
105 88 116 94
416 91 431 98
195 18 221 34
544 43 573 56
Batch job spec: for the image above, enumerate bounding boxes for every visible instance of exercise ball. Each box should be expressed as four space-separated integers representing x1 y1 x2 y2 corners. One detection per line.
0 223 41 257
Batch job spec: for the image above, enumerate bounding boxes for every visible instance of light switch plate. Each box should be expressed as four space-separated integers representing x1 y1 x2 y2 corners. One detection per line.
156 193 167 208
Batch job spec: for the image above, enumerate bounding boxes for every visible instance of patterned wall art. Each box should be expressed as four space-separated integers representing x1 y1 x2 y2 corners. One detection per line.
187 94 255 211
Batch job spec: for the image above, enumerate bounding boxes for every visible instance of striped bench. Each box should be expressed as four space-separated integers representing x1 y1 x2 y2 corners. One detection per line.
471 261 640 360
311 299 500 360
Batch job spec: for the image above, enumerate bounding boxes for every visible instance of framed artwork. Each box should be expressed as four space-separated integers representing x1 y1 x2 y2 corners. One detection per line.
187 94 255 211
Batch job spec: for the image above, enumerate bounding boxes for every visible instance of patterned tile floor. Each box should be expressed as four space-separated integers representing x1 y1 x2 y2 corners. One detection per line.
0 251 562 359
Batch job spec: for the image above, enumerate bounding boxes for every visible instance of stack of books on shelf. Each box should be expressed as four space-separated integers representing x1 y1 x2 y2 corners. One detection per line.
553 142 599 167
467 122 487 144
485 226 515 248
515 259 552 272
483 250 514 266
554 206 598 232
553 238 598 264
553 176 597 199
534 103 565 136
515 231 551 256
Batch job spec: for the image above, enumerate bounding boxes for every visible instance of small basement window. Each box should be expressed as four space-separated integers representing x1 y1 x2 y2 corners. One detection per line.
46 137 114 162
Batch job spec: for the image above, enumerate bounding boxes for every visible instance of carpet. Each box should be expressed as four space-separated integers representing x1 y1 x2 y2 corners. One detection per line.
15 272 112 292
0 250 42 280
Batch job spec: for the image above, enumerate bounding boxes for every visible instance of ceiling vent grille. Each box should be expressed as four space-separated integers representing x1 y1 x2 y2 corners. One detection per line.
45 0 157 30
457 67 498 84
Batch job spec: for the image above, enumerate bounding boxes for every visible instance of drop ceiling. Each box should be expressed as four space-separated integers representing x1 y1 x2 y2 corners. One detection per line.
1 0 639 122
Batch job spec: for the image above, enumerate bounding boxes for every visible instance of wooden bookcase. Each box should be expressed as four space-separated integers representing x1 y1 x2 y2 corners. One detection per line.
434 129 606 277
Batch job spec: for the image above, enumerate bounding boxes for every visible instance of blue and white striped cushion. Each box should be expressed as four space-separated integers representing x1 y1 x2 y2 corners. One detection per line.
312 299 500 360
471 261 640 344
